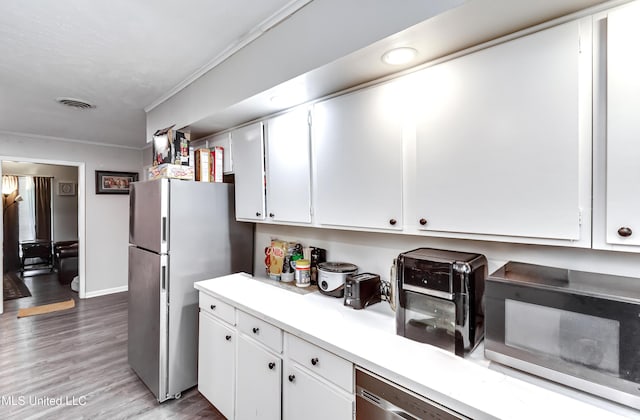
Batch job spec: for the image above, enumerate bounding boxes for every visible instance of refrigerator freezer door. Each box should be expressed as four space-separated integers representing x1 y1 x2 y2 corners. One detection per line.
167 181 254 272
129 179 169 254
165 181 254 395
128 245 169 401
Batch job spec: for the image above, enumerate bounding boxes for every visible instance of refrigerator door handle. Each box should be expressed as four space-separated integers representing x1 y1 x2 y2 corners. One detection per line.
129 187 136 243
162 217 167 243
159 254 170 401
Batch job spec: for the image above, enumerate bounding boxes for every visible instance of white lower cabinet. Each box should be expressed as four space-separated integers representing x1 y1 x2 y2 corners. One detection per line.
283 333 354 420
198 293 354 419
283 363 354 420
198 311 235 420
235 335 281 420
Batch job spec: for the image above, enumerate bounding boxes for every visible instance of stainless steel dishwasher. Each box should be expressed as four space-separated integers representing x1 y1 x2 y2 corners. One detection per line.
355 367 468 419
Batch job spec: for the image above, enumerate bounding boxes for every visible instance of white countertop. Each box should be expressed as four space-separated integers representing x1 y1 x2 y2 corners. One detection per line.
194 273 638 420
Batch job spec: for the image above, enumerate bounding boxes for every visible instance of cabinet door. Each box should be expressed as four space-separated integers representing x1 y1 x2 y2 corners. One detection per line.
313 81 404 230
412 19 588 241
606 3 640 246
208 132 233 174
283 363 353 420
233 122 266 221
236 335 281 420
265 107 312 223
198 312 235 419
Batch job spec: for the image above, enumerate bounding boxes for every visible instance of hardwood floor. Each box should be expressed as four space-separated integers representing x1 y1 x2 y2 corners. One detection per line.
0 272 225 419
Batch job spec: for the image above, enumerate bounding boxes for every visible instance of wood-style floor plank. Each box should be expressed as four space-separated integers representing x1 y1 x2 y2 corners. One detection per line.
1 272 224 419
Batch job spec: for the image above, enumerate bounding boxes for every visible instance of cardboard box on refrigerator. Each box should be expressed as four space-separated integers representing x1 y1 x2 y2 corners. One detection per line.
148 163 194 180
152 125 175 166
171 131 190 166
194 148 210 182
210 146 224 183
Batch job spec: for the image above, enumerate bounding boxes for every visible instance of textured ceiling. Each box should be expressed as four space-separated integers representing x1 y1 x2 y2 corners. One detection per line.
0 0 307 148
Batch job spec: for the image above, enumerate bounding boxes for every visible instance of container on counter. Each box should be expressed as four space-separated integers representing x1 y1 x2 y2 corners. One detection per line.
265 240 287 281
293 259 311 287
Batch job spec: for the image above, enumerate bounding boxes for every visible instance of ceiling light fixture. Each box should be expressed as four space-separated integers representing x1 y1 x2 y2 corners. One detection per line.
56 97 96 110
382 47 418 65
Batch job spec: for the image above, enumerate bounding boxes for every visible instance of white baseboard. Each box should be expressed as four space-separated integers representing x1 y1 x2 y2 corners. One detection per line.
84 285 128 298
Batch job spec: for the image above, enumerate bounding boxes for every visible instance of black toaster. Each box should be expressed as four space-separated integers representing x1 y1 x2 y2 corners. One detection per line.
344 273 381 310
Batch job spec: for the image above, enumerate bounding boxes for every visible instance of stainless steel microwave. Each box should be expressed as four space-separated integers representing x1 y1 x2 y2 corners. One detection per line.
484 262 640 410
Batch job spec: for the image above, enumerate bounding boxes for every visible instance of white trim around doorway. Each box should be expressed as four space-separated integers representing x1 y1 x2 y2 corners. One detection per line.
0 156 86 314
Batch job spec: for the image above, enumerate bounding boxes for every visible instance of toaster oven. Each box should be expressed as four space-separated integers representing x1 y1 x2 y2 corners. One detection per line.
395 248 487 356
484 262 640 410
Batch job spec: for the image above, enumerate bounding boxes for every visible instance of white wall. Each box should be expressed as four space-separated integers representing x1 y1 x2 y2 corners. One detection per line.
2 161 79 241
0 131 143 295
254 224 640 282
147 0 463 138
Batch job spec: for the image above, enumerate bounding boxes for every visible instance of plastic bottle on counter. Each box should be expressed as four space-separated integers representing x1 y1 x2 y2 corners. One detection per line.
294 259 311 287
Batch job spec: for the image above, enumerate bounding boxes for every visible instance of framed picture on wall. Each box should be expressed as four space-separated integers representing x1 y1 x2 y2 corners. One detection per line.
57 181 76 196
95 171 138 195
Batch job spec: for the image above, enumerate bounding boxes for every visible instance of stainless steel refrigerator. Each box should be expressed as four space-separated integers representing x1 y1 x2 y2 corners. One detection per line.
127 179 254 402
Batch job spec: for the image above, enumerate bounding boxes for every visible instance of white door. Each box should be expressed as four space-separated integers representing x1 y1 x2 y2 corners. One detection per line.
313 80 405 230
283 363 353 420
236 335 281 420
198 312 235 419
606 3 640 247
412 19 589 241
265 107 312 223
233 122 266 221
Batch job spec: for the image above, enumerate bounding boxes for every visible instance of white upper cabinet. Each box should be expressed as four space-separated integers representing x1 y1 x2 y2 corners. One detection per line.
409 18 592 245
265 107 312 224
233 122 266 221
313 80 405 230
604 2 640 248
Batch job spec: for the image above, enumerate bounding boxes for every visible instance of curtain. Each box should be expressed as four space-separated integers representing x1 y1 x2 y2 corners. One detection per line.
18 176 36 242
2 176 20 272
34 177 51 241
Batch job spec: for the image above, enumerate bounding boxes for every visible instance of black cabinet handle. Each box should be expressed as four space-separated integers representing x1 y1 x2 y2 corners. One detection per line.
288 374 295 382
225 335 231 341
256 212 261 217
268 362 276 370
210 304 216 310
311 357 319 366
419 218 427 226
269 213 275 218
252 327 260 334
389 219 397 226
618 227 633 237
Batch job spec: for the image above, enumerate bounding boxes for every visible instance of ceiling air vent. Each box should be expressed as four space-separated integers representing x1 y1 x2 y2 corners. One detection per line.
56 97 96 109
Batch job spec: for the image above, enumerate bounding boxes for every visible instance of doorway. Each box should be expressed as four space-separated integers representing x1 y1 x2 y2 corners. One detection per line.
0 158 86 314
